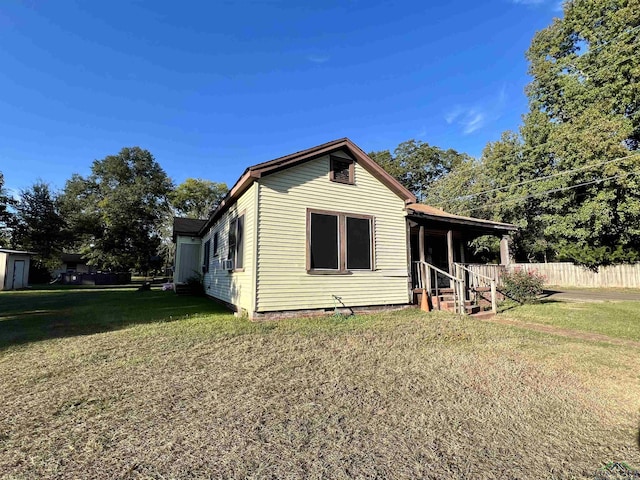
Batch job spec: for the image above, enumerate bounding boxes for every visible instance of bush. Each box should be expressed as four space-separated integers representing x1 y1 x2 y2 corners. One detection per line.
501 268 545 304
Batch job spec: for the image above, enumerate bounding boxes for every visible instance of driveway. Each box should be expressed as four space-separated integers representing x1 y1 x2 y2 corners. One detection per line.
542 288 640 302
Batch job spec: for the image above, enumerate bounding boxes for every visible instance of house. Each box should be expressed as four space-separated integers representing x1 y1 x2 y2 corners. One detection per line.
0 248 33 291
172 138 516 318
52 253 95 278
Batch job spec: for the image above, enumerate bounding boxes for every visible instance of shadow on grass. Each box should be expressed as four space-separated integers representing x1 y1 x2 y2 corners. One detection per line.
0 286 228 350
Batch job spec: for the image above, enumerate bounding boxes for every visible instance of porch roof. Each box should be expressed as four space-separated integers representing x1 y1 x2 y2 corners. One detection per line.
406 203 518 234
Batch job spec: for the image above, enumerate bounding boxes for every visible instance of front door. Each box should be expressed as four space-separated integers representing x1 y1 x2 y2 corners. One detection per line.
12 260 25 289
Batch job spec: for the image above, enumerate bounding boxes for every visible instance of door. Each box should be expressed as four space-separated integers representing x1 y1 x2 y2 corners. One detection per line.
12 260 25 289
177 243 200 283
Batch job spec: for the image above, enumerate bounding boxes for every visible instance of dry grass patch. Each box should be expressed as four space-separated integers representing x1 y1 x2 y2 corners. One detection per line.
0 290 639 479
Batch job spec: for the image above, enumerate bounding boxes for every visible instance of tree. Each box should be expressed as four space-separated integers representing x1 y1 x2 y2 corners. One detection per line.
428 0 639 266
370 139 470 201
170 178 228 219
61 147 173 272
522 0 640 266
12 182 65 261
0 172 15 247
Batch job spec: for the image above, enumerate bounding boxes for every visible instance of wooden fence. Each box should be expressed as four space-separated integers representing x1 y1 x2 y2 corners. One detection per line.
511 262 640 288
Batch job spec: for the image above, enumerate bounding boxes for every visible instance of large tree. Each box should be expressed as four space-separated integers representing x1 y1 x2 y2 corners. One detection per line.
369 139 471 201
12 182 65 261
0 172 15 247
429 0 639 266
61 147 173 272
170 178 228 219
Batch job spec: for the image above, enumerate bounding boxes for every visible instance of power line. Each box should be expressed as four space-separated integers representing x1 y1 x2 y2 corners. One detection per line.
434 152 640 206
458 170 638 215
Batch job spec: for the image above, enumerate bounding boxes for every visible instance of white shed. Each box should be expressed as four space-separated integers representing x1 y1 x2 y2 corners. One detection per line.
0 249 33 291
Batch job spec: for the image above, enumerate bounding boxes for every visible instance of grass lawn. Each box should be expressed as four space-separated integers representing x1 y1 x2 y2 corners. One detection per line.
1 287 639 479
500 300 640 342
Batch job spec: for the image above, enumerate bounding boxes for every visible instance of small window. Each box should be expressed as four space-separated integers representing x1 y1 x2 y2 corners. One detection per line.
213 232 219 257
330 156 354 184
228 214 245 270
203 240 211 273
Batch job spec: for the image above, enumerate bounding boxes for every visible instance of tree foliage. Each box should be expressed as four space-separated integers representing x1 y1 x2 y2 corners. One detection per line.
61 147 173 272
427 0 639 267
0 172 15 247
369 140 471 201
170 178 228 219
12 182 65 262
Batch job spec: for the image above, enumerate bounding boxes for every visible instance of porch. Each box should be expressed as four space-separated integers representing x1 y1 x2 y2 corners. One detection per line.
406 204 518 316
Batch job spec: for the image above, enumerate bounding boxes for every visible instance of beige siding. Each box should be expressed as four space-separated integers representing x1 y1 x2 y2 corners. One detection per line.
202 183 257 313
256 154 409 312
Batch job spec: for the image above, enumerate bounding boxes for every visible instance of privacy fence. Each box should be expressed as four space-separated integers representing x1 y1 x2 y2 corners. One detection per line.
511 262 640 288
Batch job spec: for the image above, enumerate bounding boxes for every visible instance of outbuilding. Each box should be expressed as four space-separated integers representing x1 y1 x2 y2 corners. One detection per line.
0 248 33 291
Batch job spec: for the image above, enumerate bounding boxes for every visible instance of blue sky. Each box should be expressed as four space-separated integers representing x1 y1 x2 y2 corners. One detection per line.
0 0 562 194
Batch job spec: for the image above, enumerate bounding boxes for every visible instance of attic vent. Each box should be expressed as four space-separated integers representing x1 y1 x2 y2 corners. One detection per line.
330 156 354 184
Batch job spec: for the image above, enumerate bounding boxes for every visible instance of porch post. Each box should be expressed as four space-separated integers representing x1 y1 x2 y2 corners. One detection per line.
418 226 426 263
446 230 454 274
500 235 512 266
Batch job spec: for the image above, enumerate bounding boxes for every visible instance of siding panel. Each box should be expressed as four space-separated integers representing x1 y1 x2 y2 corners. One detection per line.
201 183 256 313
256 155 409 312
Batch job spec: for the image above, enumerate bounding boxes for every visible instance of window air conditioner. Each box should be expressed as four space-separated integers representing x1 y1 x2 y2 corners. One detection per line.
221 259 234 270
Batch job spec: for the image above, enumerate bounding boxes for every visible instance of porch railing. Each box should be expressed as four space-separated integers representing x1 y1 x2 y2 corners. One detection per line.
412 261 466 315
454 263 498 314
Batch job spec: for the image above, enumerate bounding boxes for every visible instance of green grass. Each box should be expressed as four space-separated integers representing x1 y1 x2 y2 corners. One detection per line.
501 300 640 341
0 286 639 479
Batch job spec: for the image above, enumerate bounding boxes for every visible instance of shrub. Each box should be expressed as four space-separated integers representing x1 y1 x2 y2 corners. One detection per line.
501 268 545 304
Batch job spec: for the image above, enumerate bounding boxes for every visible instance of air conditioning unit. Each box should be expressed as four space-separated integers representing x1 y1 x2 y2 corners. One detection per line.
221 259 234 270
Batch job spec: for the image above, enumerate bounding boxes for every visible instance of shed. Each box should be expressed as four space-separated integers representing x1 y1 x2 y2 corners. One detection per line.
0 248 33 291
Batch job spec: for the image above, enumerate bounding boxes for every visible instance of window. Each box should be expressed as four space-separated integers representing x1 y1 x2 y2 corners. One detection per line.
307 210 373 273
213 232 219 257
203 240 211 272
330 156 354 184
228 214 244 270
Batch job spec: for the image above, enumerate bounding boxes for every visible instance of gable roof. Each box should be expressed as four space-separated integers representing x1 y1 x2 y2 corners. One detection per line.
0 248 35 255
173 217 207 241
406 203 518 233
200 138 417 234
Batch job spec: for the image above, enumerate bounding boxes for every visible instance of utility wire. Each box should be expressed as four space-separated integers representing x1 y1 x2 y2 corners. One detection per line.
458 170 638 214
434 152 640 205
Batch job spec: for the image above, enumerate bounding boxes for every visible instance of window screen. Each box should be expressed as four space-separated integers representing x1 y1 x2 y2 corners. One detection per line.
310 213 339 269
346 217 371 270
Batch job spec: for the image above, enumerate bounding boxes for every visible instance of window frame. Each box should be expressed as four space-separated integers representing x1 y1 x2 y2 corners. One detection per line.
212 231 219 257
329 155 355 185
306 208 375 274
228 212 245 272
202 239 211 273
